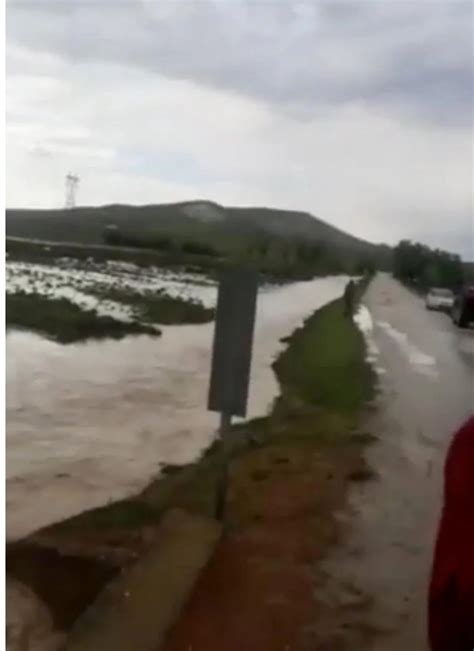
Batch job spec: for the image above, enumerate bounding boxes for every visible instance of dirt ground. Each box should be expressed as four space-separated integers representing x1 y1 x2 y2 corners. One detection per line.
161 439 376 651
6 523 162 648
7 430 375 651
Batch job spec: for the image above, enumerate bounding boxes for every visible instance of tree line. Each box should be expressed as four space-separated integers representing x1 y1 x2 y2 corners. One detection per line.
102 224 376 280
393 240 464 291
103 226 220 258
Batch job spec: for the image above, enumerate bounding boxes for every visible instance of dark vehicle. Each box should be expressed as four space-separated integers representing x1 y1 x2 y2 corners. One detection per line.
451 286 474 328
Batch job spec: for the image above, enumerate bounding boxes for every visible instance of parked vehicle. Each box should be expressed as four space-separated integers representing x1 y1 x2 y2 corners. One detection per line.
425 287 455 312
451 286 474 328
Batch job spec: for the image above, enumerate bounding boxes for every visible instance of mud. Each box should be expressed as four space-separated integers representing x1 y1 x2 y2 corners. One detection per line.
162 442 368 651
7 543 119 630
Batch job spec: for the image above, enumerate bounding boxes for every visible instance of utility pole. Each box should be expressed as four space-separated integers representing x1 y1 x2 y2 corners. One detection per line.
65 173 80 209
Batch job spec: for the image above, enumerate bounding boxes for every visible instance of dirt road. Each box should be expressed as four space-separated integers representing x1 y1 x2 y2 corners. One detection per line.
323 274 474 650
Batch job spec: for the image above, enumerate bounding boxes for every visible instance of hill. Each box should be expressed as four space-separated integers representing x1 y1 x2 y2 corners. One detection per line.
7 200 387 252
6 201 392 276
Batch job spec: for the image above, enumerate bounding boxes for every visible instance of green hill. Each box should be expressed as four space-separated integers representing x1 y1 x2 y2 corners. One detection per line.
6 201 392 275
6 201 386 251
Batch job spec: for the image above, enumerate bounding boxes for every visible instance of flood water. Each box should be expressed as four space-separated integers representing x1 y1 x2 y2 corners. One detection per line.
6 276 350 540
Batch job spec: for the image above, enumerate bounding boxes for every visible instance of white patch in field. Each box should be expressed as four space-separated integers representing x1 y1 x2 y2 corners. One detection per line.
6 260 218 312
6 264 135 322
180 201 225 223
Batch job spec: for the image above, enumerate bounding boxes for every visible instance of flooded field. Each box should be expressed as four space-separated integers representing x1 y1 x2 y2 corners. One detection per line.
6 259 216 323
6 274 351 540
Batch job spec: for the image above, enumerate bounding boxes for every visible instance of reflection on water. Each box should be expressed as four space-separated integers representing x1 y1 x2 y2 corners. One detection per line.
6 276 349 540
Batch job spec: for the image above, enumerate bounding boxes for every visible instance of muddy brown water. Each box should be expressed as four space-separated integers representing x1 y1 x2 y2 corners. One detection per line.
6 276 350 541
7 276 352 649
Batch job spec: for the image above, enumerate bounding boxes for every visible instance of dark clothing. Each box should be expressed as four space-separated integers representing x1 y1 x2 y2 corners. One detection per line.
344 280 355 317
429 416 474 650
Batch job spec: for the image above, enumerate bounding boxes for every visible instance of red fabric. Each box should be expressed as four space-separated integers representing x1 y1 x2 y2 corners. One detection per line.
429 416 474 650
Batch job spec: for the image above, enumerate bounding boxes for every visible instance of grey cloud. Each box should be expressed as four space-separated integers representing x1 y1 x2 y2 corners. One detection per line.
7 0 473 126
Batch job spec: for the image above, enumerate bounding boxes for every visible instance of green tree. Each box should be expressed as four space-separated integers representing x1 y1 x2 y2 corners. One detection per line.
393 240 464 290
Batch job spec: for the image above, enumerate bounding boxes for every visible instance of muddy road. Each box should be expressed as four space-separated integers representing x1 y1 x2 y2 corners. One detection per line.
324 274 474 650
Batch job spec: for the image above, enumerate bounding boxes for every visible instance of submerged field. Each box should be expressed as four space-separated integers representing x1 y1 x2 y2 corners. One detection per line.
6 274 354 540
6 258 216 342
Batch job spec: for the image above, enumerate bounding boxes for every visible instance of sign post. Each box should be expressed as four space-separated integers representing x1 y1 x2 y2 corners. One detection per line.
214 412 232 521
208 268 259 521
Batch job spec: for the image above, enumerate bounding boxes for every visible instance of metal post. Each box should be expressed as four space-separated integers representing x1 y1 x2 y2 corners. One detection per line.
344 279 355 318
215 412 232 521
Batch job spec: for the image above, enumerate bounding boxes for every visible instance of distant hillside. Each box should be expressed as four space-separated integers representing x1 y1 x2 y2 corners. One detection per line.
6 200 390 266
226 206 389 260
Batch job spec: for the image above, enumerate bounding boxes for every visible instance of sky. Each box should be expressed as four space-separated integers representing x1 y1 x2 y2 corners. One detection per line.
5 0 474 257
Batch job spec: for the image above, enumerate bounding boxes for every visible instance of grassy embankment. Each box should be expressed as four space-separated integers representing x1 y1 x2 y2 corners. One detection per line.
6 278 376 636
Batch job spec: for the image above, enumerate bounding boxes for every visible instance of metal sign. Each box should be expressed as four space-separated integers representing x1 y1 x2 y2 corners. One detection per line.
208 267 258 418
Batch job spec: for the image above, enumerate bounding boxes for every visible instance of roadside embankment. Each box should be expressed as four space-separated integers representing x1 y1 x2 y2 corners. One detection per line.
7 276 376 650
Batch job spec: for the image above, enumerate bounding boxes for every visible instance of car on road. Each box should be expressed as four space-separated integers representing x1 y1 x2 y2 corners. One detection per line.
425 287 455 312
451 286 474 328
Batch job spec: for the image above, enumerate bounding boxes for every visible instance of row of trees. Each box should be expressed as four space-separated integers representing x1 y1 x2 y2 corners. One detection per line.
102 224 377 280
244 235 345 278
103 226 220 258
393 240 464 290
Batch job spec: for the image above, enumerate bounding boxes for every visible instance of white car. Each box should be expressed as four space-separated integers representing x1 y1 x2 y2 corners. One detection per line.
425 287 455 311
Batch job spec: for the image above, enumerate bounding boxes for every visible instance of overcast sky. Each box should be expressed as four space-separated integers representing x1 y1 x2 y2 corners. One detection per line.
6 0 474 257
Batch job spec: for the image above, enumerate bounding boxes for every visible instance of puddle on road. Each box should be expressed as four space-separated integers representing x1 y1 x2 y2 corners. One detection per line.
6 276 350 540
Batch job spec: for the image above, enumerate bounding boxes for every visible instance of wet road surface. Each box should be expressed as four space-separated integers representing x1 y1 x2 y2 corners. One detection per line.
324 273 474 650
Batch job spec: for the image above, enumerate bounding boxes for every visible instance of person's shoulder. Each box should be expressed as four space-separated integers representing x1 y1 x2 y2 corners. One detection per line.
450 416 474 452
445 416 474 501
